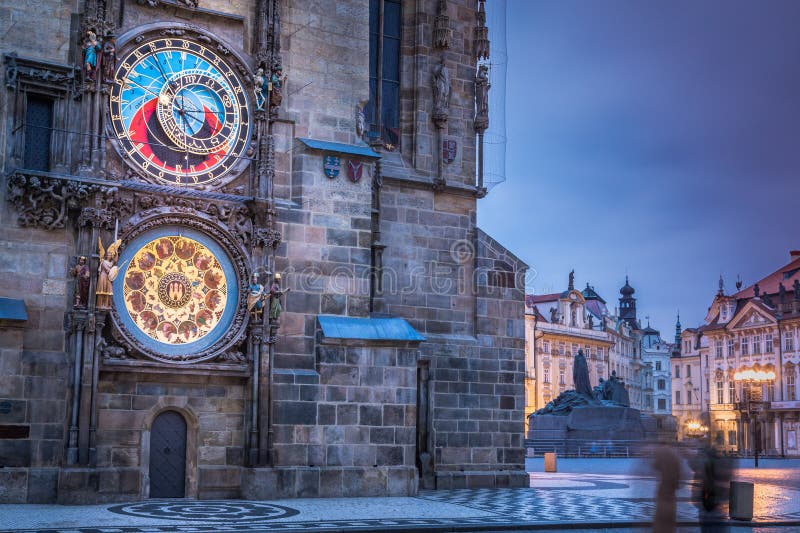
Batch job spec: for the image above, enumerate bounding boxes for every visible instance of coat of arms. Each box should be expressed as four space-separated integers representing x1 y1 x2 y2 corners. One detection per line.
347 160 364 183
323 155 341 178
442 139 457 164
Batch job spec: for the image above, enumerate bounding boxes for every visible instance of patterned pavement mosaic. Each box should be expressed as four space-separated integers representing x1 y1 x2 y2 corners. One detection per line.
2 471 800 532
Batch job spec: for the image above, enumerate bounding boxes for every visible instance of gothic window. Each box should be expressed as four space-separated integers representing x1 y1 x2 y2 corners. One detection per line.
23 94 53 171
368 0 401 147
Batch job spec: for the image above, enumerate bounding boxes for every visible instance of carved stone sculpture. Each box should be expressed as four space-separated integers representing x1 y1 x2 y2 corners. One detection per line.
102 36 117 83
433 0 451 49
83 31 101 82
247 273 266 322
474 64 490 133
431 60 450 127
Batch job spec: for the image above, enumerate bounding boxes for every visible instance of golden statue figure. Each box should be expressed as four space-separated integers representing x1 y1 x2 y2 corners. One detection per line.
96 237 121 309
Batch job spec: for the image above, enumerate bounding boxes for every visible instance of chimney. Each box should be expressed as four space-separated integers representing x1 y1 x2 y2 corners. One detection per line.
791 250 800 260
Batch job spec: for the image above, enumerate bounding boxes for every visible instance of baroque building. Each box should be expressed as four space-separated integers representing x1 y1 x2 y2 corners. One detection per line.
0 0 529 502
524 273 662 426
672 251 800 456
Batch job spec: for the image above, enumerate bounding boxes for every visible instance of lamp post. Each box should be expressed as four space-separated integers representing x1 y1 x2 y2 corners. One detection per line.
733 368 776 468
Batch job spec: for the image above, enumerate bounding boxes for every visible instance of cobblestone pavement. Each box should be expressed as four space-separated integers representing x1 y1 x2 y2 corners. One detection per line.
1 460 799 532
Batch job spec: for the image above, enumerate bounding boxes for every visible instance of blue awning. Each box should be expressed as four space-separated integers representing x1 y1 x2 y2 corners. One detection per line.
318 315 425 342
0 298 27 321
296 138 380 159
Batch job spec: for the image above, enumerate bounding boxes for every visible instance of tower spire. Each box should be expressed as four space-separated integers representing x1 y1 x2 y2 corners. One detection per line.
718 274 725 296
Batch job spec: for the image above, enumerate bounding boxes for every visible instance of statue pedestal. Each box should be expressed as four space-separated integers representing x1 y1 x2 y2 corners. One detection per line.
528 406 652 445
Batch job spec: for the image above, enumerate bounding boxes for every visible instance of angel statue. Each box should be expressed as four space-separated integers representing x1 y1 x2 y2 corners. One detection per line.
96 237 121 309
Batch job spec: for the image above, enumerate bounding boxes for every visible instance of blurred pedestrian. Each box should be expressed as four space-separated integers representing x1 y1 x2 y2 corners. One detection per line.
692 444 731 532
652 443 681 533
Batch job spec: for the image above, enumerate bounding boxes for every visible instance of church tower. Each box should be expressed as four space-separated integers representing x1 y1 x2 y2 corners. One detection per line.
619 276 638 328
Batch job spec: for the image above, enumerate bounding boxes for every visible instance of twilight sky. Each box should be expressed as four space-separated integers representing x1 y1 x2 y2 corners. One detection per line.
478 0 800 335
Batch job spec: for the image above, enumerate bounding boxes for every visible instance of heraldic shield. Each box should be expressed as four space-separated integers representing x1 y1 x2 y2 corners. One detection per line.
323 155 341 178
347 160 363 183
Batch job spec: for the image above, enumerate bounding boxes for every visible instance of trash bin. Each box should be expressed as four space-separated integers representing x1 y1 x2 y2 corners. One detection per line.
729 481 754 521
544 452 557 472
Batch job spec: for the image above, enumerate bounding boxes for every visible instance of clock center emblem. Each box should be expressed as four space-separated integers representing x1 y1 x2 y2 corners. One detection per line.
158 272 192 309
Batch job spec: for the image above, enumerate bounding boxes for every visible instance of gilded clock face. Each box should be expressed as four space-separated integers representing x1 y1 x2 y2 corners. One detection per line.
109 37 250 186
112 227 241 362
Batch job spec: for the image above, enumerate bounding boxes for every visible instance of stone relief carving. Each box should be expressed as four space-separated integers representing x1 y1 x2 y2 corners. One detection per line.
6 173 100 229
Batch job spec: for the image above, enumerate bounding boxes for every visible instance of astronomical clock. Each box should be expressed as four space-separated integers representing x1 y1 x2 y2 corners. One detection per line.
101 24 263 364
108 35 251 187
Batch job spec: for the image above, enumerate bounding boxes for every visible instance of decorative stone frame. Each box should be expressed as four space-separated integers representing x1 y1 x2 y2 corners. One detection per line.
3 53 80 174
140 399 199 499
105 22 255 190
109 209 250 363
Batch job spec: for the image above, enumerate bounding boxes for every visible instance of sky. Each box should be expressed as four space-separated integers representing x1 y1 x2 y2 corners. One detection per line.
478 0 800 336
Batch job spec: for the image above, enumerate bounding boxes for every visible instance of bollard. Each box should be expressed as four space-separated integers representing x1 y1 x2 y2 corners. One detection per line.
729 481 754 521
544 452 557 472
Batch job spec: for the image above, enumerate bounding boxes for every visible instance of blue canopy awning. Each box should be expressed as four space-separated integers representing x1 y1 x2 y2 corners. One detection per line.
318 315 425 342
296 138 380 159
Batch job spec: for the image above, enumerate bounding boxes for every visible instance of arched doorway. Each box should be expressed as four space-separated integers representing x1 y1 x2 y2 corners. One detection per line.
149 410 187 498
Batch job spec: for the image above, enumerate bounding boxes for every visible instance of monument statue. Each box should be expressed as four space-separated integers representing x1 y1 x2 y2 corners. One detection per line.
572 349 592 398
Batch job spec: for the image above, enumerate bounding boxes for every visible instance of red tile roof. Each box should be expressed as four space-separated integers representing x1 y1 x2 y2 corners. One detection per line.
527 293 561 304
734 254 800 298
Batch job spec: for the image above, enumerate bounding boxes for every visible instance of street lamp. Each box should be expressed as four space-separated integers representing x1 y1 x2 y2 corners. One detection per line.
685 419 709 439
733 367 776 468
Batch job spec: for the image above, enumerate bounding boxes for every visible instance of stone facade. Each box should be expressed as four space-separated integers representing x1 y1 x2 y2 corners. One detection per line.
0 0 527 502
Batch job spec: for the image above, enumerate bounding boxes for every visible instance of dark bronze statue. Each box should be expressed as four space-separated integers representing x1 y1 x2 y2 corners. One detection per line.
572 348 592 398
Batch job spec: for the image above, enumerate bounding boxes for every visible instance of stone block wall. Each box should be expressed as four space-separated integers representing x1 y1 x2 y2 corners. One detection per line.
67 369 249 502
243 342 419 499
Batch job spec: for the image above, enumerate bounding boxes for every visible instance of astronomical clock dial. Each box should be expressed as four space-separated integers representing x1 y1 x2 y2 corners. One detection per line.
113 229 240 362
109 37 250 186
